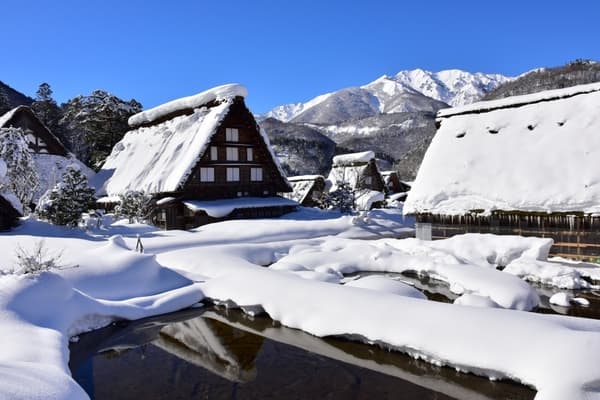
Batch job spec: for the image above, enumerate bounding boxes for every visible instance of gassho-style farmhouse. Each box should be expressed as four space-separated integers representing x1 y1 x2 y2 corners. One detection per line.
92 84 297 230
404 82 600 261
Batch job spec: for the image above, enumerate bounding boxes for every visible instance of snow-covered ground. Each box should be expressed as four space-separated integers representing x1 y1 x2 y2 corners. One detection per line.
1 208 600 399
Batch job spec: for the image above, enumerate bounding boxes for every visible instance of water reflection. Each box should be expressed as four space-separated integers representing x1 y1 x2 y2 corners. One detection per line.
70 307 535 400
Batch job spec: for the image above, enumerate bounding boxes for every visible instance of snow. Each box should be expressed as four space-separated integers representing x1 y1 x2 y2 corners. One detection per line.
1 210 600 399
284 176 322 204
264 69 511 121
183 196 298 218
93 85 290 197
453 293 500 308
32 154 94 203
0 108 19 128
92 102 231 196
405 82 600 215
332 150 375 166
438 81 600 118
344 275 426 300
96 196 121 204
355 189 384 210
128 84 247 127
548 292 590 307
287 175 323 182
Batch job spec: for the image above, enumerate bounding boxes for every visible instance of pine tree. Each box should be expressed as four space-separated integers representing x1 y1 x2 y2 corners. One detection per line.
37 166 95 226
0 127 39 209
325 181 355 213
61 91 142 168
31 83 66 144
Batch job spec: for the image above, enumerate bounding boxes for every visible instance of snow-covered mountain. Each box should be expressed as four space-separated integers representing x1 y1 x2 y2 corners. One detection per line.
264 69 513 124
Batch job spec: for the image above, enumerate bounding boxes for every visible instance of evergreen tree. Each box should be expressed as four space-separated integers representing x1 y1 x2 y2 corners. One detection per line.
116 190 152 223
37 166 95 226
0 127 39 209
61 91 142 168
325 181 355 213
31 83 65 143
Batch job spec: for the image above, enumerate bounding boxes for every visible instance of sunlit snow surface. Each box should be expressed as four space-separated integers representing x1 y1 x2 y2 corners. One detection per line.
405 82 600 215
0 208 599 399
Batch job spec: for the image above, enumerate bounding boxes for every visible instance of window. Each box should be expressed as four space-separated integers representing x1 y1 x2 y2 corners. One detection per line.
210 146 218 160
225 128 239 142
200 167 215 182
364 176 372 185
250 167 263 182
226 147 238 161
246 147 253 161
227 167 240 182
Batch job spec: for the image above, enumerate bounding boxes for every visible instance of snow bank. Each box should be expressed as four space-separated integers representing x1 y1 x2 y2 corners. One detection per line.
344 275 426 300
269 235 539 310
332 150 375 166
128 84 247 127
200 266 600 400
183 197 298 218
405 82 600 215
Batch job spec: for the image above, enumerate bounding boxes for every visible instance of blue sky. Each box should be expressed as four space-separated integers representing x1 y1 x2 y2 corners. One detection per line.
2 0 599 113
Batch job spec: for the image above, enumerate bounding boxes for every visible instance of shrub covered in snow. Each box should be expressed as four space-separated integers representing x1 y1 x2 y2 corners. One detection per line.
0 127 39 210
37 166 95 226
116 190 153 223
10 240 64 275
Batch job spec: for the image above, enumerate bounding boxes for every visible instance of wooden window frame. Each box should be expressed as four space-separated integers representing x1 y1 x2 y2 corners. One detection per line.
227 167 240 182
226 147 239 161
200 167 215 182
250 167 263 182
225 128 239 142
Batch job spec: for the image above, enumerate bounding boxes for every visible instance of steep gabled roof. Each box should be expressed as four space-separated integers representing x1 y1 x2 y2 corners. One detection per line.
92 84 288 196
405 82 600 215
0 106 68 156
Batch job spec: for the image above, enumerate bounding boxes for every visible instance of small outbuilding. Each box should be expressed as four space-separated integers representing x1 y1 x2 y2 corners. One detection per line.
92 84 296 230
404 82 600 261
381 170 411 200
283 175 327 207
327 151 386 210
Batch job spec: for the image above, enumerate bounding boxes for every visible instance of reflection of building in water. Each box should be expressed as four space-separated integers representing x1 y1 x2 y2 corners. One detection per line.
155 318 264 383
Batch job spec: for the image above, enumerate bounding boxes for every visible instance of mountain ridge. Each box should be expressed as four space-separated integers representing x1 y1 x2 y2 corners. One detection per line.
264 68 513 123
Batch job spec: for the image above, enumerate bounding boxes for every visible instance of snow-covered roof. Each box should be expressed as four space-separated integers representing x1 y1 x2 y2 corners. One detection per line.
287 175 324 182
405 83 600 215
332 151 375 166
183 196 298 218
327 165 369 192
93 84 289 197
285 176 325 204
128 84 247 127
438 81 600 118
0 108 19 128
92 100 231 196
32 154 94 203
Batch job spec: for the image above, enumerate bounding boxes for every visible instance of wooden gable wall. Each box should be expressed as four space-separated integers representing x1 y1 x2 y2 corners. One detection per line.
1 107 68 156
182 97 290 200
